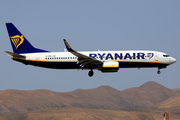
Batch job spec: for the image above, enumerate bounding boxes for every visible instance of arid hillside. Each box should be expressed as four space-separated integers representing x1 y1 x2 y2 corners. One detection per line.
153 94 180 109
173 88 180 94
0 107 180 120
0 81 178 113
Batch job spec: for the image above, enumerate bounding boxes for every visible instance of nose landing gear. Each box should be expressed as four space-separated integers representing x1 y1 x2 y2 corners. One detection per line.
88 70 94 77
157 66 166 74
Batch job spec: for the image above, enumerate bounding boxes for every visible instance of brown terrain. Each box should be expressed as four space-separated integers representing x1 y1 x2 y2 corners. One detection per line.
0 107 180 120
153 94 180 109
0 81 179 120
173 88 180 94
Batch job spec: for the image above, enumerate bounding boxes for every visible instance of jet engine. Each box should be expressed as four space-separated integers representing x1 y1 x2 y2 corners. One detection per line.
101 61 119 72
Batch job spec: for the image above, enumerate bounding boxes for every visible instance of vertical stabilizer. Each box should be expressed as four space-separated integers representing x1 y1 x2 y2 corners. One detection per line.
6 23 49 54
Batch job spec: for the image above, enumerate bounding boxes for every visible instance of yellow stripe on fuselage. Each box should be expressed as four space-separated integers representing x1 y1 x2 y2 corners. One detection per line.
103 66 119 68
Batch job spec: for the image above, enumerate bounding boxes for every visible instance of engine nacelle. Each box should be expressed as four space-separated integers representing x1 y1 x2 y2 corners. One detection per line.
101 61 119 72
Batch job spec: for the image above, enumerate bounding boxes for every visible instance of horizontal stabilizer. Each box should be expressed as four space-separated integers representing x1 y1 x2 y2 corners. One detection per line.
5 51 25 58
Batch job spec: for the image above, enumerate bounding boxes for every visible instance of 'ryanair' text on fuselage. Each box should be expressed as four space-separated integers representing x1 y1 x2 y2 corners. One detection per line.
89 52 154 60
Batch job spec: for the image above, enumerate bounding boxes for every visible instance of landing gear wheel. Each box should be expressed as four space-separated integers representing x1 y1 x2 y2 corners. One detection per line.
88 70 94 77
157 70 161 74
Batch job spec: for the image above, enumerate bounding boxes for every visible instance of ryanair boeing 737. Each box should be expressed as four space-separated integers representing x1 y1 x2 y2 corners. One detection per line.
5 23 176 77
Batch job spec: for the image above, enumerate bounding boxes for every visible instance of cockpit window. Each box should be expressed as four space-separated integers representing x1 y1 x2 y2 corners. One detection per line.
163 55 170 57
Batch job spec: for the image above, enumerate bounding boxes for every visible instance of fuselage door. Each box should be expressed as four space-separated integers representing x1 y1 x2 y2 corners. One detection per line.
155 54 158 61
36 55 40 64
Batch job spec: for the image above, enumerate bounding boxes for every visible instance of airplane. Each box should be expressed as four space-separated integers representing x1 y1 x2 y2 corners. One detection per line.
5 23 176 77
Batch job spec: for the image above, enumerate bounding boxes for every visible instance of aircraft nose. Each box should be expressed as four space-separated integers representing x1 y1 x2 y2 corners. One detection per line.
170 57 176 64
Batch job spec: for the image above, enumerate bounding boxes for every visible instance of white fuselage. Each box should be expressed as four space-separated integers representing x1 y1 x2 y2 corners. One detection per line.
15 50 175 70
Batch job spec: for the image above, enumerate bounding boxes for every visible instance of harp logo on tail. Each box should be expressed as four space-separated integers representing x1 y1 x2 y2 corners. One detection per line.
10 35 24 49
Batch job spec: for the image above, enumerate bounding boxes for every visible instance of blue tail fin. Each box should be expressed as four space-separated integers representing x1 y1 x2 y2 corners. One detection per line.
6 23 49 54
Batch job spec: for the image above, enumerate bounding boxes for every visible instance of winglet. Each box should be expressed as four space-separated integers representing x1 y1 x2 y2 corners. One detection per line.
63 39 73 51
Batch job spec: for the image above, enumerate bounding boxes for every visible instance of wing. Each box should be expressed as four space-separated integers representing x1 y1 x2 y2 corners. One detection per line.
63 39 103 68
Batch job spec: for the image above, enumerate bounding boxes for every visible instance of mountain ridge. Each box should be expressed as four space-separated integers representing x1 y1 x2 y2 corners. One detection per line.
0 81 179 113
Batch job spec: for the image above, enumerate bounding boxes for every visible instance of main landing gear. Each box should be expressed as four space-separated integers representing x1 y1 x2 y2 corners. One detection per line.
157 70 161 74
88 69 94 77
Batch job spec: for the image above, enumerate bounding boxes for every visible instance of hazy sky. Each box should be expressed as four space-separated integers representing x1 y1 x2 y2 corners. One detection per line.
0 1 179 92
